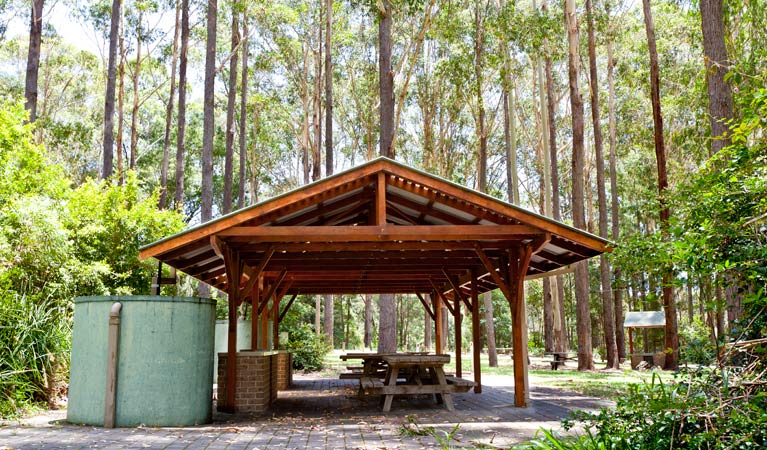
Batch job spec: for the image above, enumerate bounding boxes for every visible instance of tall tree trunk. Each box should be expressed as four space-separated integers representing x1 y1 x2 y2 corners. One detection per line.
24 0 44 122
238 8 248 208
700 0 734 156
325 0 333 176
378 0 394 158
641 0 678 370
129 10 143 171
175 0 189 209
102 0 121 179
199 0 217 298
474 0 498 367
323 294 334 347
116 8 125 184
606 4 625 360
542 0 568 353
311 1 322 182
223 7 239 214
364 294 373 349
315 296 321 335
565 0 594 370
586 0 619 369
159 0 180 210
503 65 519 205
378 294 397 352
249 102 259 204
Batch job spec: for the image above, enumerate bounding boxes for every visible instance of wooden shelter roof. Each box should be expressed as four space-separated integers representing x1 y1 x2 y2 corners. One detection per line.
139 157 610 298
624 311 666 329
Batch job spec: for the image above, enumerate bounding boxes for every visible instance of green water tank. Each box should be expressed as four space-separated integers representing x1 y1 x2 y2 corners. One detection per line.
67 296 216 427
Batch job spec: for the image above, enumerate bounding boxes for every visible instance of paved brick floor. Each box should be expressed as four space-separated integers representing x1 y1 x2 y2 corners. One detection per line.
0 374 610 449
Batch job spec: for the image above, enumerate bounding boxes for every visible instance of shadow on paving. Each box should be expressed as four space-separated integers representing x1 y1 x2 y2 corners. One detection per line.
0 375 611 449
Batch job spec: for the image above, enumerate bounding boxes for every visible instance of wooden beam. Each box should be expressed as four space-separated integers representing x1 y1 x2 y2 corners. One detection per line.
222 242 242 413
415 293 435 320
509 245 533 407
376 172 387 225
251 275 261 350
430 279 455 316
471 269 481 393
474 244 513 302
279 293 299 322
525 265 574 281
258 270 287 315
240 247 275 298
442 269 472 311
454 291 462 378
218 225 545 242
237 241 524 253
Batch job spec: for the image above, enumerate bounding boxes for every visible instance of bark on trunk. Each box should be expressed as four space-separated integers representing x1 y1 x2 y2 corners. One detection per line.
116 10 125 184
483 291 497 366
700 0 734 156
238 9 248 208
201 0 217 224
223 8 239 214
378 0 394 158
378 294 397 352
364 294 373 349
198 0 217 298
128 10 142 171
642 0 678 370
174 0 189 209
159 0 180 210
24 0 44 122
312 2 322 182
424 294 432 351
606 15 625 360
323 294 334 347
102 0 121 179
565 0 594 370
586 0 619 369
325 0 333 176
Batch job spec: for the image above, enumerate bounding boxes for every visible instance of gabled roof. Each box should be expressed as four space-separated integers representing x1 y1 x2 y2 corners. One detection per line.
140 157 610 297
624 311 666 328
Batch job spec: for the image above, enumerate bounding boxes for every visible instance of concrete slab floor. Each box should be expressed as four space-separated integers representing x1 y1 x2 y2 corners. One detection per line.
0 374 610 449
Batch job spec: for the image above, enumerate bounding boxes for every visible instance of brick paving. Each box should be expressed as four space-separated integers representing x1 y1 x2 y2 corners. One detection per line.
0 374 610 449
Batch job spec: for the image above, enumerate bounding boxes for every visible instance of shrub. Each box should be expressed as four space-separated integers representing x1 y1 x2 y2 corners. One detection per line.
285 324 330 371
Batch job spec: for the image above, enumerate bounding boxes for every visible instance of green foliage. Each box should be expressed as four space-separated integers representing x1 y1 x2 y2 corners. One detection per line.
285 323 330 371
523 368 767 450
0 294 71 419
679 318 715 364
0 101 184 417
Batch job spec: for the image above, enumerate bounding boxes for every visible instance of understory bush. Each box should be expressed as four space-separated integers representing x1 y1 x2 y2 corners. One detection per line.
522 360 767 449
0 294 71 418
285 324 330 371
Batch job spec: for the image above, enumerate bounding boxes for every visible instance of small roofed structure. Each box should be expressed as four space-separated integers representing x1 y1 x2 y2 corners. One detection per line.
139 157 610 411
624 311 666 369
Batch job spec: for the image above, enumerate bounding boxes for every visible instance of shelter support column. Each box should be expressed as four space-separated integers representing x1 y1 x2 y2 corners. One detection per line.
433 291 443 354
470 270 481 393
217 237 242 413
454 293 462 378
508 245 533 407
251 276 261 350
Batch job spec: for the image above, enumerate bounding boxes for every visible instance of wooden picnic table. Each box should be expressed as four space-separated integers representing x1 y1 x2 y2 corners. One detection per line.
354 353 474 412
544 351 577 370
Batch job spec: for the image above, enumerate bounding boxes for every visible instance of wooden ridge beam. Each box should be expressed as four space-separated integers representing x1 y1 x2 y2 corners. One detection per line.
218 225 545 242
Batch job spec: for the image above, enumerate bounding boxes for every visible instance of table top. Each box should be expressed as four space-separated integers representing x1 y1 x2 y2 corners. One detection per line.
381 354 450 365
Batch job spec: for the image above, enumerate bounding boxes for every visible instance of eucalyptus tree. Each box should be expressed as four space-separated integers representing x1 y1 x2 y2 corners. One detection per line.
102 0 121 179
585 0 618 368
174 0 189 209
565 0 593 370
159 0 180 210
641 0 678 370
24 0 43 122
223 0 240 214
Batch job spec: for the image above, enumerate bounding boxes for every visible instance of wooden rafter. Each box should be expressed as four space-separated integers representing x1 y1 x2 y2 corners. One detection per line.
415 293 435 320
